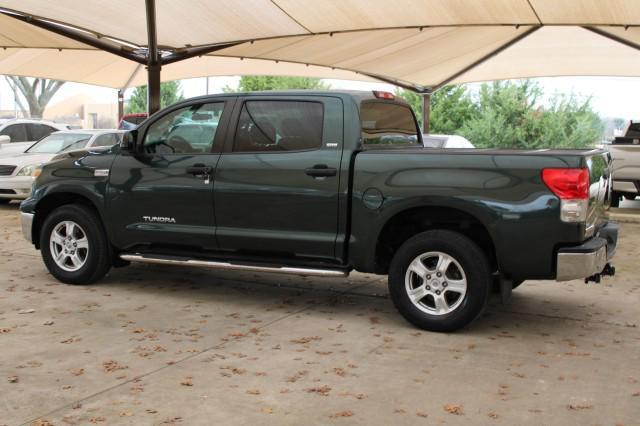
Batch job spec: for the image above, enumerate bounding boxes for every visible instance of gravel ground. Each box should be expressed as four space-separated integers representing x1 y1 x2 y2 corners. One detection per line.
0 202 638 426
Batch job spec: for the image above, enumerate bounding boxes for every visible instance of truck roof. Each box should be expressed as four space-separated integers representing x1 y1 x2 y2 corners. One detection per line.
169 90 408 105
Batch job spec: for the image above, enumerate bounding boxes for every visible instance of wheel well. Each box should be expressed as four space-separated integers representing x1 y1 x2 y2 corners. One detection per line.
375 206 497 274
32 193 100 248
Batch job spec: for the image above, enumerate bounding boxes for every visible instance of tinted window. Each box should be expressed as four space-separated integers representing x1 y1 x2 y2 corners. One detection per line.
29 124 57 141
143 103 223 154
92 133 121 147
26 133 92 154
361 102 419 145
233 101 323 152
0 124 28 142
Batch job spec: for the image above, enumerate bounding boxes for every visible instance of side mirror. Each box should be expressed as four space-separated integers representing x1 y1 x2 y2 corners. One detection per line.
0 135 10 145
120 130 138 152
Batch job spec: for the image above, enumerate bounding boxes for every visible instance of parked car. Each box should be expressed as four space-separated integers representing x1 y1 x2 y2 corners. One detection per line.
0 130 123 203
0 118 70 156
19 91 617 332
423 134 475 148
118 113 147 130
607 120 640 207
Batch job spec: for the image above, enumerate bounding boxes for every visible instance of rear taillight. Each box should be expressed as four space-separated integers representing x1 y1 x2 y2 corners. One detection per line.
372 90 395 100
542 168 589 223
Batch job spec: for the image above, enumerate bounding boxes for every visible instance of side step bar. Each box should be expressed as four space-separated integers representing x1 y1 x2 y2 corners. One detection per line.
120 254 349 278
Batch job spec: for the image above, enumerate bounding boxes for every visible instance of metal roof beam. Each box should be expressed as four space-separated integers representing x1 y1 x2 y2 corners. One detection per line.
0 8 146 64
433 25 541 90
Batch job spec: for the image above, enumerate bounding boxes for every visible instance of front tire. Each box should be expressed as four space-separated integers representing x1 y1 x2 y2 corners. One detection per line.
388 230 491 332
40 204 111 284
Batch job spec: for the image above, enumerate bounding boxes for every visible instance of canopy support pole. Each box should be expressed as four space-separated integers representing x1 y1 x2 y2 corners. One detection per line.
146 0 161 115
117 89 124 122
422 93 431 134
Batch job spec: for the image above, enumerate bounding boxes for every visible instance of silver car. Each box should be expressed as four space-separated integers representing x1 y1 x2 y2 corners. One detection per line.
0 130 123 203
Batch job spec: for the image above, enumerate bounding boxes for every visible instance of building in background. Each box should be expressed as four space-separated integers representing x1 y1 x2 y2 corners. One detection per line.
43 94 118 129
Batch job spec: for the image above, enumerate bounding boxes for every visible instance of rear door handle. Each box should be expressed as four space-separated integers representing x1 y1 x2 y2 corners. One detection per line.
305 164 337 178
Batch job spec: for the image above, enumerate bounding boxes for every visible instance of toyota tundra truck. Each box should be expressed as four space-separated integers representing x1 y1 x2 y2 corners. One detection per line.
19 90 618 332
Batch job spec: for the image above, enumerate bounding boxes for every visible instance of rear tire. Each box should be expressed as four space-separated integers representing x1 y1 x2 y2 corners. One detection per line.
388 230 491 332
610 192 621 208
40 204 111 284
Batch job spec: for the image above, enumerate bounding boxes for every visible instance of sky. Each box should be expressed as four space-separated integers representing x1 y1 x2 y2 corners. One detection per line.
1 75 640 121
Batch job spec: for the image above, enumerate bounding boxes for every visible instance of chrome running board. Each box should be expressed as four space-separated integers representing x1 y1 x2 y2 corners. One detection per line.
120 254 349 278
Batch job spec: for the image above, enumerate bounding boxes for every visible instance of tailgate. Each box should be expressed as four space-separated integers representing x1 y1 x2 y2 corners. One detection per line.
586 151 612 236
608 143 640 181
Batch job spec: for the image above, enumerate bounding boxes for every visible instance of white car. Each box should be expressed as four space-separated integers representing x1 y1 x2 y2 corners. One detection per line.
0 118 70 157
422 134 475 148
0 130 123 203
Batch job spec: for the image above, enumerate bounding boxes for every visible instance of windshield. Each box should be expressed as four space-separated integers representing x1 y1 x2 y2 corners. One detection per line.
361 101 420 146
27 133 92 154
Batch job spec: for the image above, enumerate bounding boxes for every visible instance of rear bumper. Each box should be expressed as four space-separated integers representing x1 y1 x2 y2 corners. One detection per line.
612 179 640 194
556 222 618 281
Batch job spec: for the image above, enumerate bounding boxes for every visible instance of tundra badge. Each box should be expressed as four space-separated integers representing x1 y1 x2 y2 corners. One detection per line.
142 216 177 224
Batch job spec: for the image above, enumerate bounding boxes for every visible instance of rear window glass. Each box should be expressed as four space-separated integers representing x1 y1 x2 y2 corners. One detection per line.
361 102 419 145
27 133 92 154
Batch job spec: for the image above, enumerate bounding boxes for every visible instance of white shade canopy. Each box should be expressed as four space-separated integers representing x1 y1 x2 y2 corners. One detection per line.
0 0 638 91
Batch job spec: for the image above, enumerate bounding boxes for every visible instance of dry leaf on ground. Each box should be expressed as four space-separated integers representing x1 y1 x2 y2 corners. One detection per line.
444 404 464 415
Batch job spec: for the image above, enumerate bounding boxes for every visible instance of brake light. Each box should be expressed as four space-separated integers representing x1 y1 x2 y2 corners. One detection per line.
542 168 589 199
542 168 589 223
372 91 395 100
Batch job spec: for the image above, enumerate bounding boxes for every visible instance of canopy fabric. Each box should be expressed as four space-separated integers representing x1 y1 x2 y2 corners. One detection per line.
0 0 638 90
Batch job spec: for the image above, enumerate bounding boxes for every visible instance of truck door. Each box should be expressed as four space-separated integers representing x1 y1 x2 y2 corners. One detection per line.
108 99 233 251
214 96 344 259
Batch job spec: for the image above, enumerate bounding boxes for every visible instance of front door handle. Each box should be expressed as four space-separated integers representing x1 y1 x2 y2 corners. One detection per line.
305 164 337 178
186 164 213 176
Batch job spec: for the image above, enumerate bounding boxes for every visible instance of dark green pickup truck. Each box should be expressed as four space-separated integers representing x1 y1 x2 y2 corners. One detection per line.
19 90 618 331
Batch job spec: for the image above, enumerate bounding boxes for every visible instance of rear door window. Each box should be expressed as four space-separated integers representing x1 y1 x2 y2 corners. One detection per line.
0 124 28 142
233 100 323 152
29 124 57 141
361 102 419 146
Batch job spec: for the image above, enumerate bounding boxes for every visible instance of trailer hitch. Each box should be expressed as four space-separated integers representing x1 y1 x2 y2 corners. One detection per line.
585 263 615 284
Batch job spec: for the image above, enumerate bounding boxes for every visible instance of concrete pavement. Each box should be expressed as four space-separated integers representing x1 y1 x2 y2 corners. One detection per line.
0 202 638 425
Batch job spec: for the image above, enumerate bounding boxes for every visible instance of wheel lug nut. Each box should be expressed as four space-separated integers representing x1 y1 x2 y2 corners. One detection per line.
436 272 442 277
426 274 431 280
443 282 448 287
435 290 441 295
426 286 431 290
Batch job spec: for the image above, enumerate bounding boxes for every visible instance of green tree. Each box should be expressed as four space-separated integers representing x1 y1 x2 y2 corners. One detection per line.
458 80 603 149
224 76 330 92
126 81 184 113
394 86 477 133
